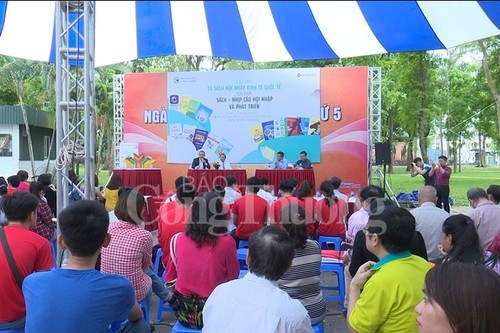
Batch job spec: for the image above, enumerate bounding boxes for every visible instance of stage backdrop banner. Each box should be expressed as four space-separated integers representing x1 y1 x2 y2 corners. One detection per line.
317 67 369 194
122 67 368 194
166 68 320 164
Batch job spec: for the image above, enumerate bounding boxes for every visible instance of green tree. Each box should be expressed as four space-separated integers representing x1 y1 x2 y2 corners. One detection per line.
478 38 500 139
0 57 46 177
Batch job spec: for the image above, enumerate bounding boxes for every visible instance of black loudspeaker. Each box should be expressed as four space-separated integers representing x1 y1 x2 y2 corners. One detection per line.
375 142 391 165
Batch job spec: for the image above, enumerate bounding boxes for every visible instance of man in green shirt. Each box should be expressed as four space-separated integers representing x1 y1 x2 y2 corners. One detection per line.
348 204 431 333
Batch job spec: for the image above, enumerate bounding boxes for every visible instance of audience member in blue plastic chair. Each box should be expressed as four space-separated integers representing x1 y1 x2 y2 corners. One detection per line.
278 203 326 325
203 226 313 333
164 192 239 329
0 192 53 332
100 190 154 306
22 200 149 333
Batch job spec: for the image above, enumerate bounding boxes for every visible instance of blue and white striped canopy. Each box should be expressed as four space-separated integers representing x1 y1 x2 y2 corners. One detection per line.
0 1 500 67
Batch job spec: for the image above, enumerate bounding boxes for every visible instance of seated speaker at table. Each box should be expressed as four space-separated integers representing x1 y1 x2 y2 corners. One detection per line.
214 153 233 170
268 151 288 170
191 150 211 169
294 151 312 170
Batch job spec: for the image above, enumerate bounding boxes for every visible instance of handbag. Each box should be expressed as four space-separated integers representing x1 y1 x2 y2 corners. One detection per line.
0 226 23 289
165 232 180 291
167 232 207 329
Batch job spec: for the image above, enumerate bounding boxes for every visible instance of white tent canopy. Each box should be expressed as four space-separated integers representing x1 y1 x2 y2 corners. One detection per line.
0 1 499 67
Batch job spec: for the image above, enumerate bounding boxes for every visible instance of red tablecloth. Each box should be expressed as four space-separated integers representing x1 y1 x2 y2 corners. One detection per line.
112 168 163 196
187 169 248 195
143 195 169 232
254 169 316 193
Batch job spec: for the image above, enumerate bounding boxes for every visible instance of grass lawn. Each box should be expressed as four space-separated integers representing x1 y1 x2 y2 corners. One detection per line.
384 165 500 207
97 169 112 188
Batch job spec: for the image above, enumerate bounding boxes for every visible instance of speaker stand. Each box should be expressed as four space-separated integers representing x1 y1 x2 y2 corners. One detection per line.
375 165 400 207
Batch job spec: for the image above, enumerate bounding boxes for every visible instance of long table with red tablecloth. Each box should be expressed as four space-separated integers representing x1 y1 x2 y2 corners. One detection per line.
254 169 316 193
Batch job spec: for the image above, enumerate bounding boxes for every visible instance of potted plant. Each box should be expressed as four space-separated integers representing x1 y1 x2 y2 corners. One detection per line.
213 161 220 170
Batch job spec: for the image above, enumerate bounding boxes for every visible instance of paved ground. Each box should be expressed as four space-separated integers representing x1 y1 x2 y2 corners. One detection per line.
149 272 347 333
148 206 468 333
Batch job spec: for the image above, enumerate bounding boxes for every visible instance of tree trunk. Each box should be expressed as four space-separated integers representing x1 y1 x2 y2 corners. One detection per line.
387 106 395 173
478 40 500 139
481 134 487 166
17 87 36 178
104 119 114 170
406 140 414 172
45 117 56 174
458 135 462 173
417 53 429 163
452 140 457 173
478 133 483 167
96 117 105 175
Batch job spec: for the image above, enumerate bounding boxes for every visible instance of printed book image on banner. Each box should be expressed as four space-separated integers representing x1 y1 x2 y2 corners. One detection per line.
166 68 320 164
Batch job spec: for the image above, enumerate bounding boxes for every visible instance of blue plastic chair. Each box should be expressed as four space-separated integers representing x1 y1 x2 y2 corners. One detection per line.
171 321 202 333
320 262 346 313
318 236 343 250
236 248 248 270
109 298 150 333
239 269 248 279
50 239 57 268
154 249 175 323
238 240 249 249
312 321 324 333
154 247 163 274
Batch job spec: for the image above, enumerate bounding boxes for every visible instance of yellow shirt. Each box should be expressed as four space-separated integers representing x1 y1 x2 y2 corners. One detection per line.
104 188 119 212
349 252 431 333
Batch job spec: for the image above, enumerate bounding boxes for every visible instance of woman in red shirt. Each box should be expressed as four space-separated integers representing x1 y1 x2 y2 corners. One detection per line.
165 192 239 329
297 180 317 237
315 180 347 238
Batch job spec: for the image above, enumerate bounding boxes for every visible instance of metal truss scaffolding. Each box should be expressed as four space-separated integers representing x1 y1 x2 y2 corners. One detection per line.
368 67 382 185
113 75 125 168
55 0 95 216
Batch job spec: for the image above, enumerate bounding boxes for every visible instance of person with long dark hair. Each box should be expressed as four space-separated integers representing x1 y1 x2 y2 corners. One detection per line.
315 180 347 238
278 203 326 325
104 174 122 212
100 189 153 304
29 181 55 240
164 192 239 329
416 262 500 332
37 173 56 216
297 180 317 236
438 214 483 265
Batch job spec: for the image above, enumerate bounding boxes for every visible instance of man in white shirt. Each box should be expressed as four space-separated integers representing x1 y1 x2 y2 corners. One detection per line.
269 151 288 170
410 186 449 262
217 153 233 170
223 175 242 204
257 177 275 207
203 226 313 333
